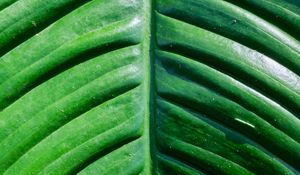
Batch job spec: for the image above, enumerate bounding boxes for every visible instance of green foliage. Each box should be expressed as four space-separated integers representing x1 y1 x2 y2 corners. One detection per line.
0 0 299 174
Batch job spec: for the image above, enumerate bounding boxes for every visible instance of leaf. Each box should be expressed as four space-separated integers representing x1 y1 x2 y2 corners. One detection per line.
0 0 299 174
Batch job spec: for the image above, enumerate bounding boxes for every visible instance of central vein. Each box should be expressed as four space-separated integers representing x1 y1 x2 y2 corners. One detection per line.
142 0 156 174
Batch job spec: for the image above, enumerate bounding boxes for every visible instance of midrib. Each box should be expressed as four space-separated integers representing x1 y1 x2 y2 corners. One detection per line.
142 0 156 174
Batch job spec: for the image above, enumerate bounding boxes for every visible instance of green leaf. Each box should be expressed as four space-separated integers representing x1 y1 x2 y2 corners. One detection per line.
0 0 299 174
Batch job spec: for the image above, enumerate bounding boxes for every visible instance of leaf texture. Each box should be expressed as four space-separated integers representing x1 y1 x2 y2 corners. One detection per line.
0 0 299 174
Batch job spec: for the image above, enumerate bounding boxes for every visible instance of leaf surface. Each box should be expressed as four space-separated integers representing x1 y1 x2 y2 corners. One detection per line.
0 0 299 174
